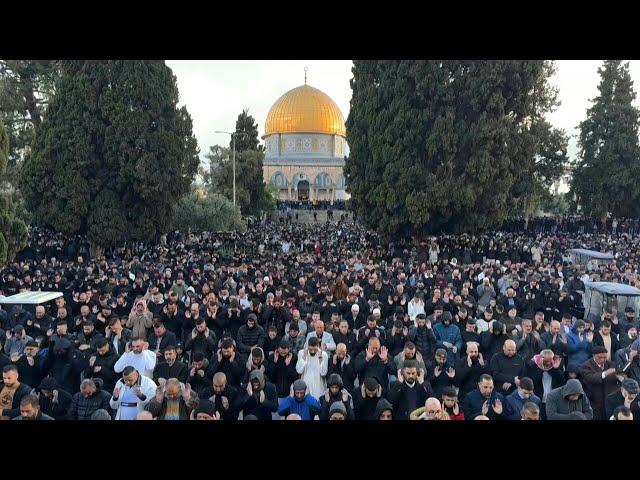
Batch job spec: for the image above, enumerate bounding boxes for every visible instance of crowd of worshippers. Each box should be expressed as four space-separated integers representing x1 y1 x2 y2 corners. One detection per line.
0 222 639 421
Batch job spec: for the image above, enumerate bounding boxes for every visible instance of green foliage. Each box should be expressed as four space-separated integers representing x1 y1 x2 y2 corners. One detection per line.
173 193 244 232
0 119 7 174
570 61 640 219
208 110 272 216
19 61 199 247
540 191 569 215
0 191 27 264
0 61 60 187
232 109 264 153
345 60 568 239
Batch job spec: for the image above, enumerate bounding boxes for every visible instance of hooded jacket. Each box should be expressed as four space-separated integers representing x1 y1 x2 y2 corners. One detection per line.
42 337 76 393
13 353 44 390
407 325 437 359
237 322 266 354
374 398 394 420
545 379 594 420
126 310 153 340
36 377 72 420
241 370 278 420
319 374 355 420
265 352 299 397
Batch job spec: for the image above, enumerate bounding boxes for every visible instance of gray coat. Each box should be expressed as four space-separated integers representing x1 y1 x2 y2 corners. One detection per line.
545 379 594 420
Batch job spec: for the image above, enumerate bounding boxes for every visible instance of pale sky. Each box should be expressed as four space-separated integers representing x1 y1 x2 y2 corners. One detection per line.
166 60 640 167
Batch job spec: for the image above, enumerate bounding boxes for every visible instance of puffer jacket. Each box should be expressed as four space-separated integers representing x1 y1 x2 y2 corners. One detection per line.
407 325 437 359
545 379 593 420
319 373 355 420
68 381 113 420
237 324 266 354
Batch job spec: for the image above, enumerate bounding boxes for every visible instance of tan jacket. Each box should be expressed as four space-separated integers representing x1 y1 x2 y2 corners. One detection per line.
126 311 154 339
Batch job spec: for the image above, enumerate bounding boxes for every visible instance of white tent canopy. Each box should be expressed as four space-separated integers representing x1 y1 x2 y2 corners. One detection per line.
0 291 63 305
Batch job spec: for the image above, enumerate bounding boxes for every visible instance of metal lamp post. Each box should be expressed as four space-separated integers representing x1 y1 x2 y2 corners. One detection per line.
215 130 248 209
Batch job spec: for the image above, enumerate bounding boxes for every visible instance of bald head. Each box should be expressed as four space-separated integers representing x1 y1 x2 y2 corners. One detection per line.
425 398 442 420
286 414 302 421
503 340 516 357
136 411 154 420
336 343 347 356
212 372 227 394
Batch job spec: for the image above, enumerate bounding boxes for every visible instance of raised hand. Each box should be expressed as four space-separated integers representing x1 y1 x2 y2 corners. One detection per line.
446 367 455 378
365 346 374 361
376 385 382 398
434 366 442 377
342 389 349 402
155 384 165 402
132 386 143 398
552 356 562 369
89 356 97 367
258 390 265 403
417 368 425 384
482 400 489 416
478 353 485 366
113 387 121 399
379 346 388 362
217 349 222 363
285 352 293 366
247 382 254 396
492 398 503 415
221 396 229 410
183 383 192 402
52 389 59 404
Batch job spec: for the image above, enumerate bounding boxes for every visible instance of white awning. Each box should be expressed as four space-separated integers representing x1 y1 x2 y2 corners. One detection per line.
0 291 63 305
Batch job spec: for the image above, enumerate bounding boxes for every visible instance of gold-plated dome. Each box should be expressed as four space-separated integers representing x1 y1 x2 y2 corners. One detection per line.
264 85 346 137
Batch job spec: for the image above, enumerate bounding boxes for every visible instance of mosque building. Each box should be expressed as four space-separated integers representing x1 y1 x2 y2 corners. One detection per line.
262 72 348 202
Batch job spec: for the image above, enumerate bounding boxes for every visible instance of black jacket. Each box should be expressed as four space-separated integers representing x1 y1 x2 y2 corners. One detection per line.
319 391 355 420
407 325 437 359
327 356 356 394
36 380 73 421
353 393 382 420
184 330 216 358
153 360 189 384
236 325 266 354
387 380 432 420
265 354 299 397
82 348 119 393
241 382 279 420
0 381 32 419
68 388 113 420
209 354 244 387
13 354 44 390
479 331 508 363
605 390 640 420
489 353 527 395
455 357 489 399
199 384 243 421
147 331 178 355
526 361 565 401
331 331 357 355
187 359 216 396
354 352 395 393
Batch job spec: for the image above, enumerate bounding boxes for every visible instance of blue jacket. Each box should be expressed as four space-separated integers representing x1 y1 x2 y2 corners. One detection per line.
566 328 592 369
433 323 462 363
461 388 506 420
504 390 541 420
277 394 322 420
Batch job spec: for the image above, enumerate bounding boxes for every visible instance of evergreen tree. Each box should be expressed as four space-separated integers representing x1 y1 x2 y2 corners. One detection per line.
345 60 567 239
210 109 271 216
0 60 61 187
0 119 27 264
19 60 199 248
571 61 640 221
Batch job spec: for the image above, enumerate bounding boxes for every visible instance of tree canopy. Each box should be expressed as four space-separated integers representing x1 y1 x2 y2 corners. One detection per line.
345 60 568 240
19 60 199 247
570 60 640 220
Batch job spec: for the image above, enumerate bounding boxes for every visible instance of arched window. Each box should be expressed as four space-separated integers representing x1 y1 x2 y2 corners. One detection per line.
270 172 287 187
316 172 331 188
337 175 346 189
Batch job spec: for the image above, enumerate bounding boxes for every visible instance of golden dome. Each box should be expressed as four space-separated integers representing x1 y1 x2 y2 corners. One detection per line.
264 84 346 137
